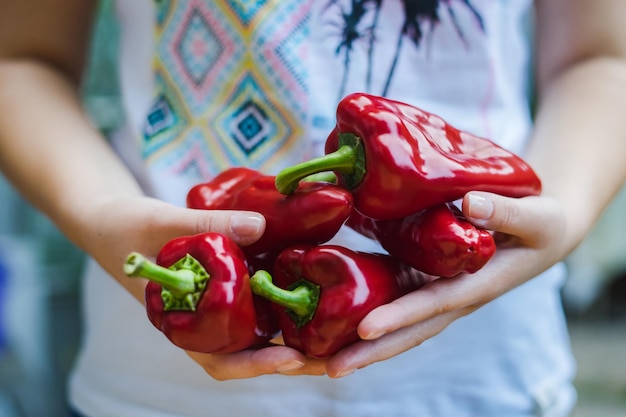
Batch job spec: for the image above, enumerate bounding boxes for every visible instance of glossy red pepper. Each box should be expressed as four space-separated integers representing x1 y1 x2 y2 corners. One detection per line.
275 93 542 220
123 232 277 353
250 245 435 358
348 203 496 277
187 167 353 255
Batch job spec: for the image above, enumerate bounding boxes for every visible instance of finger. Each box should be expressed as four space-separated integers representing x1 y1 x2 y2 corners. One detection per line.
265 336 327 376
332 247 548 376
357 247 537 341
462 192 564 247
187 345 308 381
278 358 328 376
357 273 481 341
327 310 461 378
191 208 266 246
144 199 266 246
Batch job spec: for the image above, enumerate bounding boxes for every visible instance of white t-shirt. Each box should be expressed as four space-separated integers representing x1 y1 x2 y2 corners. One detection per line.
69 1 576 416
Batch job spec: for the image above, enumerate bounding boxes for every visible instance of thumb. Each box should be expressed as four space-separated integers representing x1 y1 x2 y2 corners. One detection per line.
161 205 266 247
190 209 266 247
461 191 563 248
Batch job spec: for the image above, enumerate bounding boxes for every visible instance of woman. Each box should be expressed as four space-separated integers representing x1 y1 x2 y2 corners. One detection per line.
1 0 625 416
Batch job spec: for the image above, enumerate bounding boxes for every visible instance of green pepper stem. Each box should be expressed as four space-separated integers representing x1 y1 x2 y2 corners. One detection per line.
275 144 357 194
250 270 320 328
124 252 196 298
301 171 338 184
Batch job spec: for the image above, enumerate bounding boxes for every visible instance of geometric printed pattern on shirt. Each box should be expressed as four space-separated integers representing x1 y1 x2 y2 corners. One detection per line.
144 0 311 182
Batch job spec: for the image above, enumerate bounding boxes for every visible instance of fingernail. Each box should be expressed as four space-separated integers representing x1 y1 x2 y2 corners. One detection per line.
334 369 356 378
230 214 264 238
364 330 384 340
277 360 305 373
468 194 494 220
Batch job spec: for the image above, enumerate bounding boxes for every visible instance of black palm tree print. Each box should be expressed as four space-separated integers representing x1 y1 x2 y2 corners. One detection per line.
324 0 377 101
324 0 485 98
364 0 383 91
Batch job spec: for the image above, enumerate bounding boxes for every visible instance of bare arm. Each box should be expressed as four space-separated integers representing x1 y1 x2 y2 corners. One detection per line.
328 0 626 377
0 0 147 298
528 0 626 249
0 1 312 379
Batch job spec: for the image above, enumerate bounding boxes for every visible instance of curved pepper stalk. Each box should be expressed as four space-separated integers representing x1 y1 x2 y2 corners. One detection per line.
275 133 366 194
250 270 320 328
124 252 208 311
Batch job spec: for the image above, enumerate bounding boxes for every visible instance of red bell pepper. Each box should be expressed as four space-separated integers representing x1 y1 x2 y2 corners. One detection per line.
187 167 353 255
123 232 277 353
275 93 542 220
250 245 435 358
347 203 496 277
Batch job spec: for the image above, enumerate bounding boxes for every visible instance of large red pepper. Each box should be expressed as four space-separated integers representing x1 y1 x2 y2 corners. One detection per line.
187 167 353 256
250 245 435 358
123 232 277 353
347 203 496 277
275 93 541 220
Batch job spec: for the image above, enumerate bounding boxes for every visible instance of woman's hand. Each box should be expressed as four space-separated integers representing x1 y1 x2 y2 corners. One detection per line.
78 194 266 299
187 344 327 380
78 194 329 379
324 191 568 378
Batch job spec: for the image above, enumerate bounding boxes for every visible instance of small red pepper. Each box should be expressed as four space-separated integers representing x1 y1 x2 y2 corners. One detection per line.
275 93 541 220
187 167 354 255
347 203 496 277
250 245 435 358
124 232 277 353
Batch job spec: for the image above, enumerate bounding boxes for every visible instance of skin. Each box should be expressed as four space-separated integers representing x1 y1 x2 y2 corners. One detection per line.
326 0 626 377
0 0 625 383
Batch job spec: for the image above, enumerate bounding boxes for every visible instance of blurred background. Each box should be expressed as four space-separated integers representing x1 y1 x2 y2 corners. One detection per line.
0 1 625 416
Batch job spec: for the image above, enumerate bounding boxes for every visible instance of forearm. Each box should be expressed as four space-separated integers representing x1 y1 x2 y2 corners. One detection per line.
526 56 626 256
0 58 269 305
0 59 150 303
0 59 143 246
345 58 626 372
